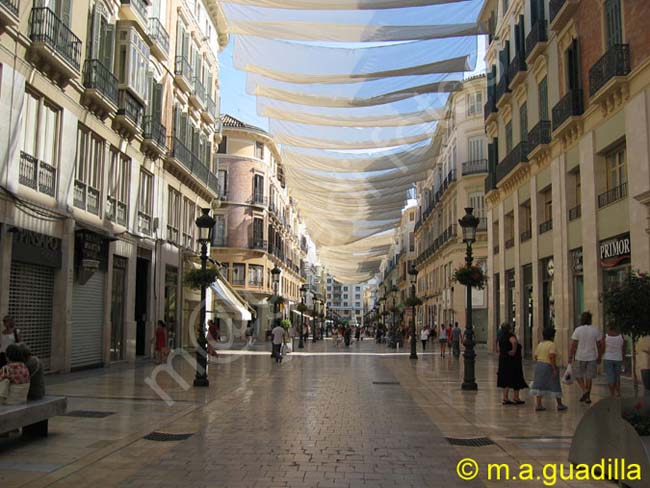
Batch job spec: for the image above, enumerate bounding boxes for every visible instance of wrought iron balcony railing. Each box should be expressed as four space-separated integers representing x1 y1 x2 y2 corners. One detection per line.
505 238 515 249
117 89 144 128
107 195 128 226
527 120 551 154
29 7 82 71
496 75 510 103
83 59 118 105
462 159 488 176
539 219 553 234
508 53 527 84
568 204 581 221
1 0 19 18
484 171 497 194
552 89 584 131
589 44 631 98
206 95 218 119
192 77 206 106
598 182 627 208
138 211 152 235
251 192 268 206
148 17 169 56
120 0 148 24
207 172 219 196
520 229 532 242
175 55 192 82
250 239 268 251
484 93 498 120
525 20 548 59
143 115 167 148
73 180 100 216
496 142 528 184
19 151 56 197
168 136 193 171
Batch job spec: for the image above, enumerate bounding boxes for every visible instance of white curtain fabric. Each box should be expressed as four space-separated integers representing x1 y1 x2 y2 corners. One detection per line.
234 36 476 84
224 0 469 10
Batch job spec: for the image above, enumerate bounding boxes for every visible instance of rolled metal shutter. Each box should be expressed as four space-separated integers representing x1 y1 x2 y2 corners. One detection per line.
71 271 106 368
8 262 54 371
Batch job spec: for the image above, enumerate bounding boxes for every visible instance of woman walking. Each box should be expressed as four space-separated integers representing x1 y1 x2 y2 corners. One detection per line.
603 324 626 397
438 324 448 358
530 328 568 412
497 323 528 405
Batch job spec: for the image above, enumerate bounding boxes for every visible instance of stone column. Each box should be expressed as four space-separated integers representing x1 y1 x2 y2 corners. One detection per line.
530 174 542 350
53 218 75 373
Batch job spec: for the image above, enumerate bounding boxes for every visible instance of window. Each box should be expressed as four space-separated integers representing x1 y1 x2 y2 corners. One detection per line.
538 77 549 121
232 263 245 285
469 192 485 219
212 214 226 246
409 232 415 252
74 125 104 215
468 137 485 161
542 188 553 222
466 92 483 115
88 3 115 70
137 169 154 234
343 294 348 299
409 212 414 222
605 0 623 48
255 141 264 160
217 136 228 154
519 102 528 143
355 294 361 300
355 302 361 307
606 146 627 191
217 169 227 198
107 148 130 226
253 174 264 203
167 187 181 243
505 121 513 153
116 24 150 102
249 265 264 287
182 198 196 250
252 217 264 246
20 90 60 195
502 0 509 15
343 286 348 291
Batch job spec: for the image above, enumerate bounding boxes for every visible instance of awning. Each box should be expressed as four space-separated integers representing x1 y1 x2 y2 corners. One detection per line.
211 279 253 321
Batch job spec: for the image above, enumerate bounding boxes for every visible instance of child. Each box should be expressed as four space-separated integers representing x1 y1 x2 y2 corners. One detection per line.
0 343 30 405
530 328 567 412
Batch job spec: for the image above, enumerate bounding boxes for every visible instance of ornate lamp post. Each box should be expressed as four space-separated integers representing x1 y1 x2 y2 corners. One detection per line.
378 293 386 343
458 207 480 391
391 285 399 348
299 283 308 349
271 265 281 343
408 263 419 360
193 208 215 388
313 293 321 343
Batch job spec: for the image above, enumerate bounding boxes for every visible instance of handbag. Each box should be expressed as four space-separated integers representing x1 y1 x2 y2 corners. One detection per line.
562 364 573 385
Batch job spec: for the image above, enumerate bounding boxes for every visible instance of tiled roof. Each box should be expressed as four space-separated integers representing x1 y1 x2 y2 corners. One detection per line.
221 114 265 133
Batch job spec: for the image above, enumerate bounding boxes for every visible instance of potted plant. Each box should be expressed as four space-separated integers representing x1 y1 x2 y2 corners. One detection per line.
184 267 219 290
603 271 650 392
453 265 487 289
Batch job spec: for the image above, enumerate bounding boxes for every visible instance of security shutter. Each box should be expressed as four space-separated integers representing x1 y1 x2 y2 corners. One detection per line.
71 271 106 368
8 262 54 371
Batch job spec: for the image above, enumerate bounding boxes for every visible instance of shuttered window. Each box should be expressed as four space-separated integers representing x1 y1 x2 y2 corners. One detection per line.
538 77 549 120
605 0 623 48
519 102 528 143
212 214 226 247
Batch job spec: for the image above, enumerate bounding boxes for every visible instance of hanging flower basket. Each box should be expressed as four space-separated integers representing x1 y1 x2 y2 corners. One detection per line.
453 265 487 289
405 296 423 307
296 303 308 313
271 295 285 305
184 267 219 290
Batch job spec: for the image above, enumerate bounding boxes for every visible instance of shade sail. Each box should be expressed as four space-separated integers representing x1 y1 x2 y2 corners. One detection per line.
224 0 469 10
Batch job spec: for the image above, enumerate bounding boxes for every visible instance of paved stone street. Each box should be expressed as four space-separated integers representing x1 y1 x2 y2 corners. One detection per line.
1 339 628 487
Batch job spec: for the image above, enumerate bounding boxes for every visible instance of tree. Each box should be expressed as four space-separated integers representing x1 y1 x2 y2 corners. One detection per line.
603 271 650 392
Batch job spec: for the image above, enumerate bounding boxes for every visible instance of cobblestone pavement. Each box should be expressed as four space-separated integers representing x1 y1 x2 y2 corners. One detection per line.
0 338 631 487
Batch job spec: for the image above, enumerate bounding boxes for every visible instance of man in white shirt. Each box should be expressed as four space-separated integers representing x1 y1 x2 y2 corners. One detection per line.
271 324 286 363
569 311 603 404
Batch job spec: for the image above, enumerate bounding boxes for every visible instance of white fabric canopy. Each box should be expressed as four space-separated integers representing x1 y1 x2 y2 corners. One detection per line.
211 280 253 321
224 0 469 10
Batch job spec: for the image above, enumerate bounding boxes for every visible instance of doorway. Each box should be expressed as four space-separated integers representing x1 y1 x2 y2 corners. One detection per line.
135 257 149 356
110 257 127 361
522 264 533 359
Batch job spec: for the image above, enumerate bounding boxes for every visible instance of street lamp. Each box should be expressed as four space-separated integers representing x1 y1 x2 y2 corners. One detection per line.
408 263 419 360
271 265 281 345
313 293 321 343
194 208 215 388
378 295 386 343
391 285 399 348
299 283 308 349
458 207 480 391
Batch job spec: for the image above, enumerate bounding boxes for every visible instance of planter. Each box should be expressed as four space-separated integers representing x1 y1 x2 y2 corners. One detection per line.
642 369 650 390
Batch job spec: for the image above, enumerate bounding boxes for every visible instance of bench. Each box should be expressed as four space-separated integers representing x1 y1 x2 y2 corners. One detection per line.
0 396 67 437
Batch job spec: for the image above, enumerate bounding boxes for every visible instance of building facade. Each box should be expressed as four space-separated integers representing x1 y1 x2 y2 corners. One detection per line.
211 114 307 339
413 76 489 341
0 0 227 371
325 276 367 326
481 0 650 364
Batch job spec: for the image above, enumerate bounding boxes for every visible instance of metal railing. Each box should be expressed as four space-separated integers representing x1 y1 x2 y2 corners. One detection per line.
251 192 268 206
121 0 148 24
107 195 127 226
526 20 548 59
497 142 528 184
166 225 179 244
462 159 488 176
1 0 19 16
83 59 118 105
148 17 169 55
192 77 206 106
138 211 152 235
206 95 218 119
143 115 167 148
598 182 627 208
168 136 192 171
29 7 82 71
493 244 500 255
527 120 551 153
19 151 56 197
73 180 100 215
250 239 268 250
485 171 497 194
520 229 532 242
550 0 567 24
117 89 144 128
496 75 510 102
477 217 488 232
552 89 583 131
539 219 553 234
207 172 219 196
508 53 527 84
568 204 582 221
484 92 498 120
589 44 631 98
191 154 209 184
174 55 192 82
505 238 515 249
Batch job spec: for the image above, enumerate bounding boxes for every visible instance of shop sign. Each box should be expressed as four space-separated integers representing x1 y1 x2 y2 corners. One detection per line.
12 228 62 268
600 233 631 268
75 229 108 270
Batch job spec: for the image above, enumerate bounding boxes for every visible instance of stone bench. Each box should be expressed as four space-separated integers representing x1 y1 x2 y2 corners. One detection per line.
0 396 67 437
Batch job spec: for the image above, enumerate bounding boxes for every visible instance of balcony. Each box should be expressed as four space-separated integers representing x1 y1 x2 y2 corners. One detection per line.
73 181 101 216
520 229 532 242
207 173 219 197
167 136 192 173
598 183 627 208
589 44 631 105
82 59 118 118
167 225 179 244
142 115 167 158
203 95 218 125
106 196 128 226
182 232 194 251
137 211 152 235
113 89 144 139
508 53 527 90
190 77 206 110
19 151 56 197
477 217 488 232
550 0 580 33
28 7 82 84
527 120 551 159
119 0 149 31
539 219 553 234
526 20 548 65
505 238 515 250
496 142 528 186
0 0 19 27
174 55 192 93
250 193 268 207
484 171 497 195
462 159 488 176
493 244 500 255
552 89 583 136
484 94 498 126
568 204 581 221
148 17 169 61
191 154 209 186
250 239 268 251
496 75 511 108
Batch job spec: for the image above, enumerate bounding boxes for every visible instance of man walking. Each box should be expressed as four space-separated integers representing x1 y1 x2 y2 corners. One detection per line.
420 326 429 352
452 322 462 358
271 323 286 363
569 311 603 404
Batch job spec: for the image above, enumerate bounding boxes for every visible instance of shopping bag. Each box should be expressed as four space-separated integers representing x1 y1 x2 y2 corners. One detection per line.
284 342 293 354
562 364 573 385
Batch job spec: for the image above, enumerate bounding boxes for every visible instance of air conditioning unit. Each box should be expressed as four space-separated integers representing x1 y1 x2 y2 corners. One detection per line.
115 21 150 104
